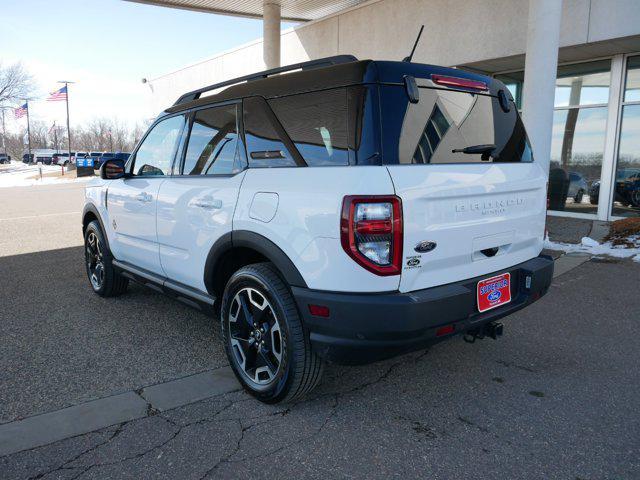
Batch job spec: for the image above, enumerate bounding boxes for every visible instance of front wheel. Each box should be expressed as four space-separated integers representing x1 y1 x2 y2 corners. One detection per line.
84 220 129 297
574 190 584 204
221 263 323 403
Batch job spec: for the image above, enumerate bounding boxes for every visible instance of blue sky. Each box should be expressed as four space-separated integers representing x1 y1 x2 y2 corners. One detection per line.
1 0 296 130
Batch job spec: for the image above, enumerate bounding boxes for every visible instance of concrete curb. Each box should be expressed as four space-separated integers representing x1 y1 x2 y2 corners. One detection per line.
0 366 240 457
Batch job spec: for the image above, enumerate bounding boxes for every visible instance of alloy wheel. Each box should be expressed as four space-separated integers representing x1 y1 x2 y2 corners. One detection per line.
228 287 284 387
85 232 105 290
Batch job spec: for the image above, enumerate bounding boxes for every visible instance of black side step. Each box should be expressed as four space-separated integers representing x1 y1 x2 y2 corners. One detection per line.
112 260 216 313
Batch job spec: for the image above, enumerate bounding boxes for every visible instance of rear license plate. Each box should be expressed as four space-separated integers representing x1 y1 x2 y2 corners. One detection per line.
477 273 511 313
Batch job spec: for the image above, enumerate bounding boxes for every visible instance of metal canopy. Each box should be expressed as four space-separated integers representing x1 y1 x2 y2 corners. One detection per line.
125 0 367 22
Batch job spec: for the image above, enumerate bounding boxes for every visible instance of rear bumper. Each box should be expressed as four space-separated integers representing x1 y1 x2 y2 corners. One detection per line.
292 254 554 365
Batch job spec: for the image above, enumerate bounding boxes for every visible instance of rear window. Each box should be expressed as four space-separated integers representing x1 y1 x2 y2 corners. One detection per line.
379 85 532 164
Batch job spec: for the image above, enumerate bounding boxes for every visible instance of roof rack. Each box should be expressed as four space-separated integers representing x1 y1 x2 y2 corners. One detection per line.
172 55 358 106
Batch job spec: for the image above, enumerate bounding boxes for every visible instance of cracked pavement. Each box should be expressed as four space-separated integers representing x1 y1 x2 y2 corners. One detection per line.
2 184 639 479
3 259 640 479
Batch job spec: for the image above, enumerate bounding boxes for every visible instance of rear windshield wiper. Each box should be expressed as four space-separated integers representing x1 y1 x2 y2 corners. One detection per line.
451 144 496 155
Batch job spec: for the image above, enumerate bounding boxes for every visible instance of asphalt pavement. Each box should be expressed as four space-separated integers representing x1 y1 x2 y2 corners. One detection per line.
0 181 639 479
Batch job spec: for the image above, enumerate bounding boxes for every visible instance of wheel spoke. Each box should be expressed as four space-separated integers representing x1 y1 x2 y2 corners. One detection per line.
258 348 278 375
238 294 255 329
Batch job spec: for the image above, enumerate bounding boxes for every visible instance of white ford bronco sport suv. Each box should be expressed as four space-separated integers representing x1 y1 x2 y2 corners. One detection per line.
83 56 553 403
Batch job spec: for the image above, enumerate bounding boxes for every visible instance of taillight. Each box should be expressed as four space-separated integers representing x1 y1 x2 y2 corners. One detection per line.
340 195 403 276
431 74 488 91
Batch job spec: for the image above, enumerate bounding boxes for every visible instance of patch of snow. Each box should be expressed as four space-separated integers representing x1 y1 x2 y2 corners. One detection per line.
544 235 640 261
0 163 94 188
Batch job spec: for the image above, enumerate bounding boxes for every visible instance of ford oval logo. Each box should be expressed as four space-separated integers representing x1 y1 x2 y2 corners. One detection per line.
487 291 502 302
414 241 437 253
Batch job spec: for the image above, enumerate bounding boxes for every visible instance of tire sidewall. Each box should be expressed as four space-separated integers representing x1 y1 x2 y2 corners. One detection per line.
221 267 298 403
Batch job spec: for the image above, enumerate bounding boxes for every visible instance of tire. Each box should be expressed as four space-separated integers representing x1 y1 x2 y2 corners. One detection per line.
220 262 323 403
589 195 598 205
574 190 584 204
84 220 129 297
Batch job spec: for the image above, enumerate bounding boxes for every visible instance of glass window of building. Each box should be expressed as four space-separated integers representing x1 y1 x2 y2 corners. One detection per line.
612 56 640 217
554 60 611 107
497 60 611 214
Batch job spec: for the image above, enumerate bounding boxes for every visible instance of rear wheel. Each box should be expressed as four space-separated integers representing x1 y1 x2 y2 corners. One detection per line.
574 189 584 204
84 220 128 297
221 262 323 403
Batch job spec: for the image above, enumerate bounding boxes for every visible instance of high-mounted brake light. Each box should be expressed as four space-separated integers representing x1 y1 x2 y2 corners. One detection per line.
431 74 488 91
340 195 403 276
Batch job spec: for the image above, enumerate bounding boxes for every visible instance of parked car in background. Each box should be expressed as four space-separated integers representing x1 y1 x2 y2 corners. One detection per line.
0 154 10 164
567 172 588 203
590 168 640 207
95 152 115 170
22 153 34 164
36 154 53 165
53 153 74 166
72 152 88 163
615 168 640 208
88 152 102 169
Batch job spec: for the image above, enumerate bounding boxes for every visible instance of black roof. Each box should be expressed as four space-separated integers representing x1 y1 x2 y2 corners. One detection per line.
164 56 501 115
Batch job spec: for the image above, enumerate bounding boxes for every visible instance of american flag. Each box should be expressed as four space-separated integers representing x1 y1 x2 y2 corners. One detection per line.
47 85 68 102
14 103 28 119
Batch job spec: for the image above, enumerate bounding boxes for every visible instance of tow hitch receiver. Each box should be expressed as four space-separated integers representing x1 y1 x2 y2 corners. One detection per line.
463 321 504 343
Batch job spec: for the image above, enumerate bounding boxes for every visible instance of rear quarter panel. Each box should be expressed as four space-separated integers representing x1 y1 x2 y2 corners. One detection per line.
234 167 399 292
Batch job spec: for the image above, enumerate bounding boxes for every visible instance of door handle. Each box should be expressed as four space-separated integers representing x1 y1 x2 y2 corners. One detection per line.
192 198 222 210
135 192 152 203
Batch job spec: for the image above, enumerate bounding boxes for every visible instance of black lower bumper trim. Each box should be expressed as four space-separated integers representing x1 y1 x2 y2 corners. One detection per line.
292 255 554 365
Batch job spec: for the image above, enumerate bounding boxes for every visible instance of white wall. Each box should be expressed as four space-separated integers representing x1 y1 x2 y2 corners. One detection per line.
148 0 640 113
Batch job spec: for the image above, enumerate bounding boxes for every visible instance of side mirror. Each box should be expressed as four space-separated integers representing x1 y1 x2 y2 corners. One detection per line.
100 159 127 180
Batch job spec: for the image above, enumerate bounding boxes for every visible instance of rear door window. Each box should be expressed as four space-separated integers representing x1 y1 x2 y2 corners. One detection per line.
268 88 349 166
380 84 532 164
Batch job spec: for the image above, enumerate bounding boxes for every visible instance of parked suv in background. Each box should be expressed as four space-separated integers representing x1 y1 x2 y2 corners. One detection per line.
95 152 115 170
0 154 10 164
83 56 553 403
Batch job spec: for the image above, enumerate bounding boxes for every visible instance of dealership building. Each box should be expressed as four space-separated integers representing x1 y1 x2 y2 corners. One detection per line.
132 0 640 221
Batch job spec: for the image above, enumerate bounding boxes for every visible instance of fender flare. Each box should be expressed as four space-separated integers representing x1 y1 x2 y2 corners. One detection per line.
82 203 111 251
204 230 308 293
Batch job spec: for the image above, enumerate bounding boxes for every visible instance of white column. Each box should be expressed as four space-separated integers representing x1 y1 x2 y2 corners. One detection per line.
597 54 625 220
263 1 281 70
521 0 563 178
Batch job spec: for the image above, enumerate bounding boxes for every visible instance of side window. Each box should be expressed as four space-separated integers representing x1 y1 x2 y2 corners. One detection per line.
182 105 240 175
132 115 185 176
269 88 349 166
243 96 298 168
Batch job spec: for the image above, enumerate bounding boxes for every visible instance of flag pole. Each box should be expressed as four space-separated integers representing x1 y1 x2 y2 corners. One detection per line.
65 82 71 157
57 81 74 160
26 101 32 162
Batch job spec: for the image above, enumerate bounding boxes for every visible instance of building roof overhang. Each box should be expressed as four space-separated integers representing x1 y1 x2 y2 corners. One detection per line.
125 0 368 22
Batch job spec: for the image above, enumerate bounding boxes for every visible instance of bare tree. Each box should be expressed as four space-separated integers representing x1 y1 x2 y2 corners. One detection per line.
0 62 35 105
